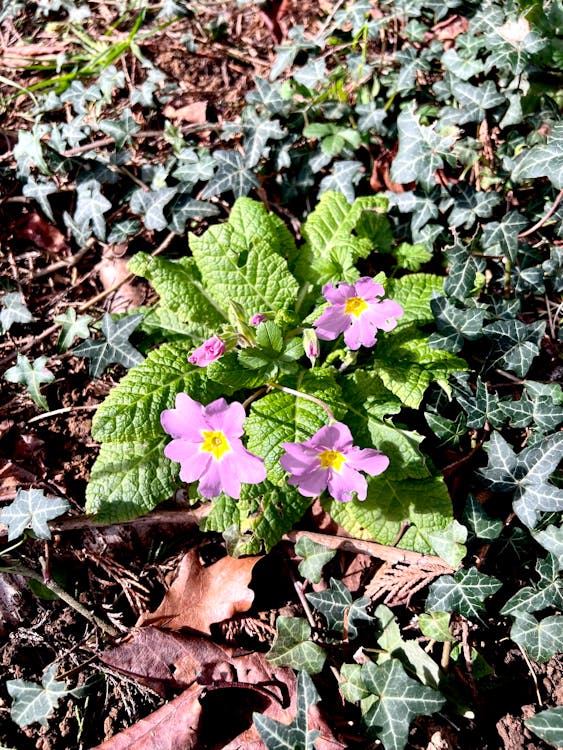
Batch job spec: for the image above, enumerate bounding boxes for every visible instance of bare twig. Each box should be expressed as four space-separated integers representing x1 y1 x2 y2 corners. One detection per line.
518 188 563 238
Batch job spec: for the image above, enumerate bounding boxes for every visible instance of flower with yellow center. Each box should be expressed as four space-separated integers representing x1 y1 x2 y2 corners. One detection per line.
318 449 346 472
200 430 231 460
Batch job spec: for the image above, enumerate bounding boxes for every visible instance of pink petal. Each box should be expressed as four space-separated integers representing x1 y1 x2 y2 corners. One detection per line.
225 444 266 486
322 282 352 305
355 313 378 348
217 456 242 499
179 450 212 484
313 305 349 341
197 460 224 498
354 277 384 301
311 423 354 452
342 318 362 350
161 393 207 438
327 465 367 502
206 400 246 437
287 466 328 497
347 448 390 477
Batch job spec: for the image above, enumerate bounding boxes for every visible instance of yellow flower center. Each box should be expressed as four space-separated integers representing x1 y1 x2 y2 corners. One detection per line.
200 430 231 460
318 449 347 472
344 296 368 317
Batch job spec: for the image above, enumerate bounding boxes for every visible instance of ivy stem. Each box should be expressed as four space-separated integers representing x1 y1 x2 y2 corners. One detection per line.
266 381 336 423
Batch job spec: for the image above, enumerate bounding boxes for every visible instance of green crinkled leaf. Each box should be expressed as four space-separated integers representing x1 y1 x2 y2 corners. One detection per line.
324 474 453 554
295 536 337 584
245 371 343 485
254 671 321 750
85 437 179 522
511 612 563 663
367 419 431 481
525 706 563 747
353 659 445 750
306 578 373 640
0 488 70 542
91 342 220 442
341 370 402 421
207 352 276 393
228 197 298 265
7 664 69 728
512 122 563 189
295 191 388 285
392 242 432 271
386 273 444 328
128 253 227 337
372 325 467 409
189 201 298 318
266 616 326 674
201 481 313 554
426 567 502 620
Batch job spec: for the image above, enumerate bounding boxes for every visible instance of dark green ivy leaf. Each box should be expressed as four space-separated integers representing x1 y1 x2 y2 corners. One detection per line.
74 313 145 378
426 567 502 620
483 319 545 377
306 578 373 639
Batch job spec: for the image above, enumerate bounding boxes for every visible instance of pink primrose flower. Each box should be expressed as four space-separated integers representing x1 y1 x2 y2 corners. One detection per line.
161 393 266 499
280 422 389 503
313 277 404 350
188 335 226 367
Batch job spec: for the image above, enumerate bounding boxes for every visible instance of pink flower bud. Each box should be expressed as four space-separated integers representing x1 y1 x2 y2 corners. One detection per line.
250 313 268 326
188 336 226 367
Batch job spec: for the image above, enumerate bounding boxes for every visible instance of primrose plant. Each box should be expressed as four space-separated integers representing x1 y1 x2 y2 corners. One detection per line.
86 192 465 555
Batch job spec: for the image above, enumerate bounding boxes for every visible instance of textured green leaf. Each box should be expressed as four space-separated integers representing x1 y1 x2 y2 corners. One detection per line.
512 122 563 189
267 616 326 674
372 326 467 408
324 473 453 554
0 488 69 542
525 706 563 747
367 419 431 481
306 578 373 639
7 665 68 728
228 198 298 265
356 659 445 750
392 242 432 271
295 191 388 285
386 273 444 328
129 253 227 337
73 313 145 379
0 292 33 332
511 612 563 663
202 481 312 554
426 567 502 619
245 371 343 485
417 612 455 643
91 342 220 442
295 536 336 584
254 671 320 750
4 354 54 410
85 437 180 522
483 319 546 378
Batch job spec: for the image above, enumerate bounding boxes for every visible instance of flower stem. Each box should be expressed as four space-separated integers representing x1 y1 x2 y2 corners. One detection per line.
266 382 336 423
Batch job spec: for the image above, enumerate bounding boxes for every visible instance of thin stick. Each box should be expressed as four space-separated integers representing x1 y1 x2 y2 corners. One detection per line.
518 189 563 238
32 243 92 279
27 404 99 424
516 642 542 706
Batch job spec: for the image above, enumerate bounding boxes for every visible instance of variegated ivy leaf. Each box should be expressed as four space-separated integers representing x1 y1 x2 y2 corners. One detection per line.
306 578 373 640
129 186 178 231
319 160 363 203
462 495 503 542
60 80 101 114
167 195 220 234
22 176 57 221
512 122 563 190
481 211 527 263
510 612 563 663
244 117 286 168
200 150 259 199
426 567 502 620
4 354 54 410
293 58 327 88
0 488 70 541
501 554 563 617
171 148 216 186
525 706 563 747
429 294 486 353
295 536 336 584
355 102 387 133
73 313 145 379
442 47 484 80
442 185 501 229
254 671 320 750
442 239 486 302
74 179 112 241
391 107 457 190
480 431 563 529
54 308 93 351
99 108 140 148
13 125 49 176
452 375 505 429
533 525 563 570
107 219 141 243
7 664 69 728
246 77 290 115
483 319 546 378
266 616 326 674
449 79 506 124
0 292 33 332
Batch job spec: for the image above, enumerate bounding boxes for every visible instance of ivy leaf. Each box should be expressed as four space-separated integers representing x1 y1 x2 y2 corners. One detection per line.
427 519 467 568
295 536 336 584
351 659 445 750
443 239 486 301
426 567 502 620
462 495 503 542
74 179 112 241
525 706 563 747
200 150 259 199
430 294 486 353
107 219 141 243
417 611 455 643
483 319 545 378
510 612 563 663
254 671 321 750
512 122 563 189
443 185 501 229
295 192 388 285
167 195 220 233
481 211 528 263
449 79 505 123
244 117 286 168
479 431 563 529
129 186 178 231
391 107 457 190
73 313 145 379
533 525 563 570
54 308 93 350
306 578 373 640
246 77 289 115
319 160 363 203
453 375 505 429
266 616 326 674
372 325 467 409
7 664 69 728
99 108 140 148
13 125 49 176
0 488 69 541
4 354 54 410
0 292 33 332
500 554 563 616
22 177 57 221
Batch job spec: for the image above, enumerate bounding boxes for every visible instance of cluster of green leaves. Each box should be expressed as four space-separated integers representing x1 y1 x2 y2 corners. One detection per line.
87 193 464 558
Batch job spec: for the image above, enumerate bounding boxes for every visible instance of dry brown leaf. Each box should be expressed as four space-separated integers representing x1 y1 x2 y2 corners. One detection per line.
0 458 36 503
497 17 530 44
13 212 69 255
96 250 144 313
137 549 261 634
162 100 208 124
99 627 232 697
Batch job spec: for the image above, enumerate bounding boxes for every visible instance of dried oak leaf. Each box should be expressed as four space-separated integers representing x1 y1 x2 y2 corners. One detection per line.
99 627 232 697
137 549 262 635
